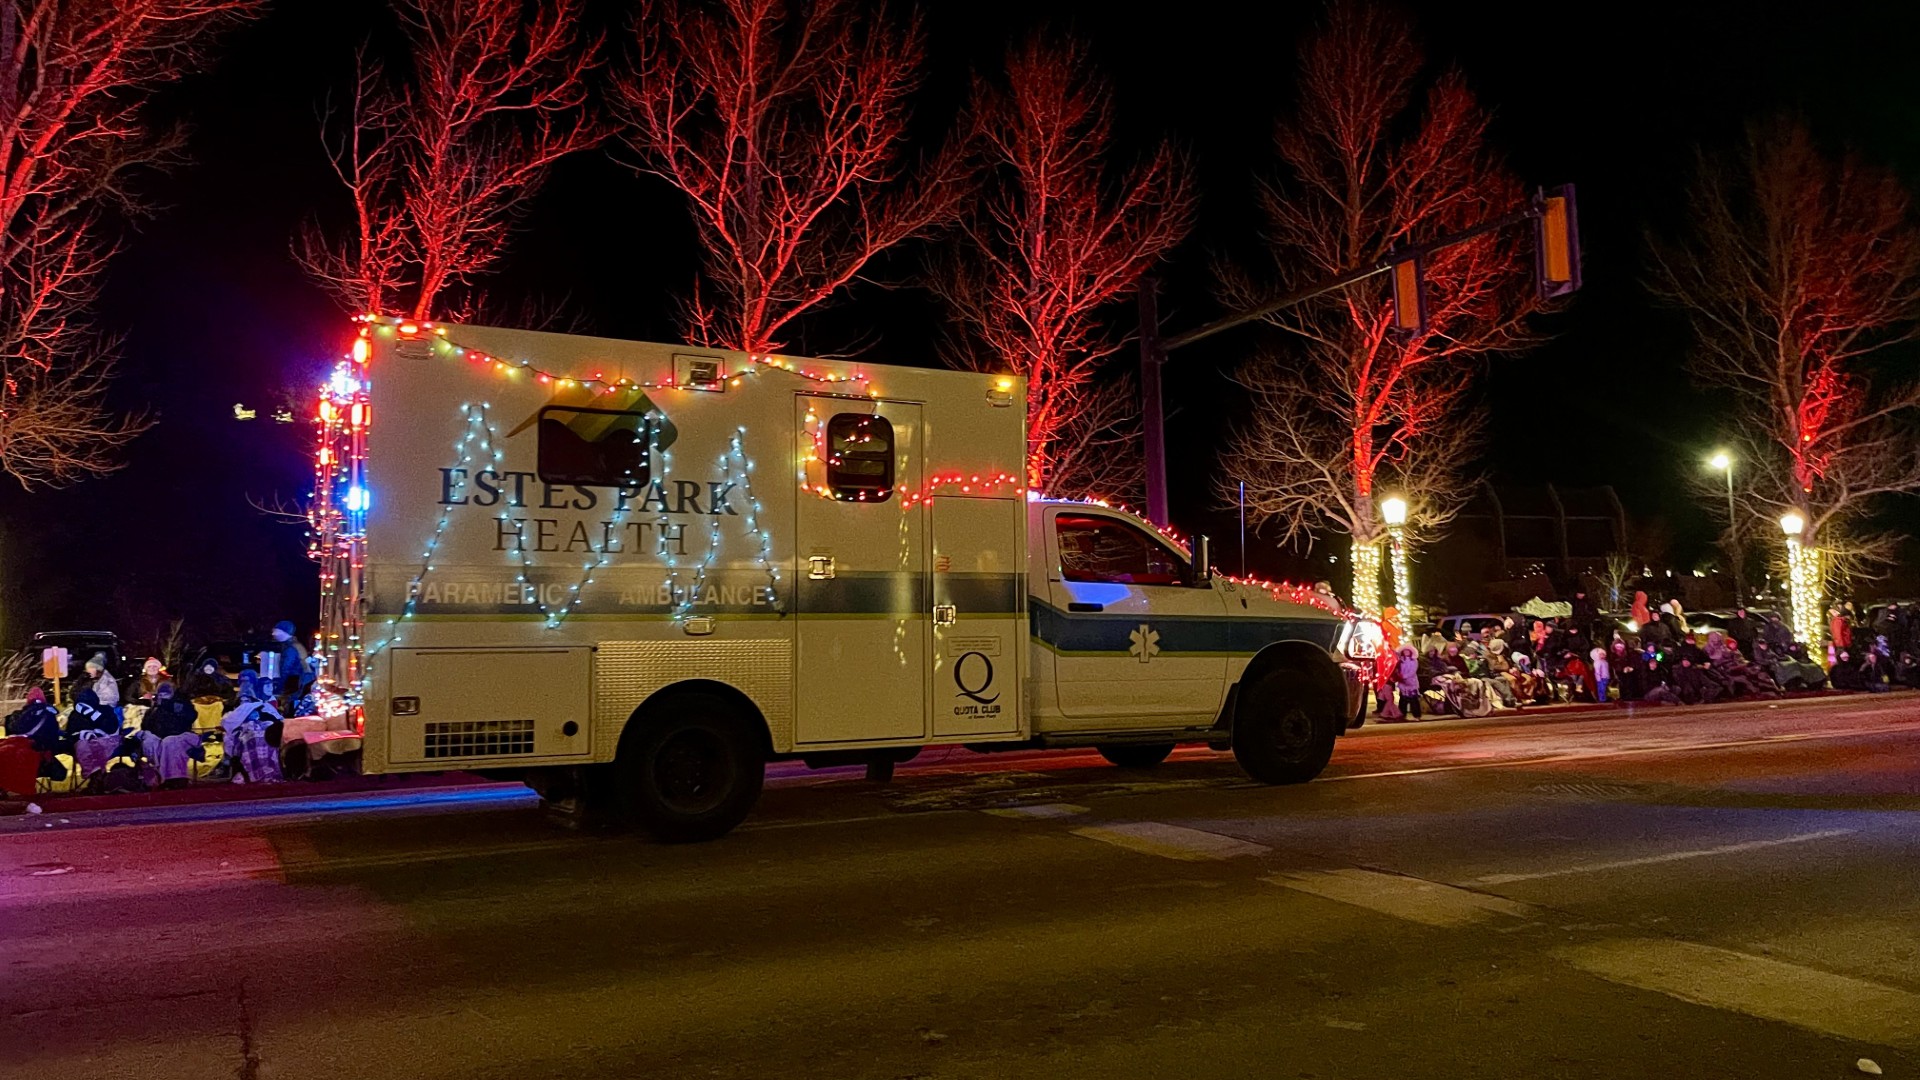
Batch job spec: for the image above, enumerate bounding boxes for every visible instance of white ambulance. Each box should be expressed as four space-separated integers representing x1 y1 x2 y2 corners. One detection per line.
350 320 1372 841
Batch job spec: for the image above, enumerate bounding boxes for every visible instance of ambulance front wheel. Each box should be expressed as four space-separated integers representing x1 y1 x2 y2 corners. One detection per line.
1231 667 1338 785
616 693 765 843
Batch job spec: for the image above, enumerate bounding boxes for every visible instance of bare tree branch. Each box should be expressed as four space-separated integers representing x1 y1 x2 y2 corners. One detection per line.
613 0 974 354
0 0 263 488
299 0 604 320
927 35 1191 499
1218 3 1545 562
1651 117 1920 576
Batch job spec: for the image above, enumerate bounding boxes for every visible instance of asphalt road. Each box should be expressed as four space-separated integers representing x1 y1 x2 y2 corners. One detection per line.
4 694 1919 1079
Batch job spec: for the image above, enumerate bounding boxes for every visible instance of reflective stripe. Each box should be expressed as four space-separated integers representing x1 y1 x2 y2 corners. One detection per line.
1029 598 1340 656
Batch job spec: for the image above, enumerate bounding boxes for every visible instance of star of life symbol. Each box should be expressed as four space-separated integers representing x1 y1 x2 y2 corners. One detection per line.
1129 623 1161 664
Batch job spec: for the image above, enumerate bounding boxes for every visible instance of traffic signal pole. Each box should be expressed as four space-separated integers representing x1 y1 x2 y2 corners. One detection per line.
1138 279 1170 528
1136 185 1579 529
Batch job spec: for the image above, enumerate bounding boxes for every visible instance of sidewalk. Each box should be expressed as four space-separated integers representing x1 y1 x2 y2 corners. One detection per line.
1356 687 1907 736
1 770 533 830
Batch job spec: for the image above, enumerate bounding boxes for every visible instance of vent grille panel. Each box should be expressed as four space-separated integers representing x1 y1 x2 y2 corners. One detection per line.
423 718 536 759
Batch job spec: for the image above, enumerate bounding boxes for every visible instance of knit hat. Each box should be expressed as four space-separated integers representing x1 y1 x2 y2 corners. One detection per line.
25 686 45 704
274 620 297 637
85 652 107 672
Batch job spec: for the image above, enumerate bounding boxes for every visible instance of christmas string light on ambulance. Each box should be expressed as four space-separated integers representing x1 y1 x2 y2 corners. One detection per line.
318 317 1373 844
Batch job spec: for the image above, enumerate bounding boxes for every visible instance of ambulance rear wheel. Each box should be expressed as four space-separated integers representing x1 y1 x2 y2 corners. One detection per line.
1232 668 1337 785
1096 743 1175 768
617 693 764 843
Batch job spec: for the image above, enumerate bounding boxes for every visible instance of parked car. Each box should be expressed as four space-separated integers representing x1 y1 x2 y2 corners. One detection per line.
1434 612 1517 641
20 630 123 682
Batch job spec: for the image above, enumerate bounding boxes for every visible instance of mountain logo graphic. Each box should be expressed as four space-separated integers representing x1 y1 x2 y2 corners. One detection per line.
508 384 678 487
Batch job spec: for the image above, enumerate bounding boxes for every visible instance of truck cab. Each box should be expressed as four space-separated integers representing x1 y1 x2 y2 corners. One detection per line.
1024 498 1369 778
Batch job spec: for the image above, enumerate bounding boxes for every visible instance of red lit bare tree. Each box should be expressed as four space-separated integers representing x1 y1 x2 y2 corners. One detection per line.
1218 3 1544 613
615 0 969 354
0 0 261 488
1650 119 1920 583
930 37 1192 500
299 0 602 320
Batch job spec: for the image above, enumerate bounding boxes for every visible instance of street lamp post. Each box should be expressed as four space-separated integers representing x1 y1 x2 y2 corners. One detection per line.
1708 451 1743 608
1381 496 1411 626
1779 511 1822 654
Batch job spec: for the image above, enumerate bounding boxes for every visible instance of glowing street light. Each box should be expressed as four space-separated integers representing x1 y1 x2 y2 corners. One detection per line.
1707 450 1742 607
1380 495 1411 627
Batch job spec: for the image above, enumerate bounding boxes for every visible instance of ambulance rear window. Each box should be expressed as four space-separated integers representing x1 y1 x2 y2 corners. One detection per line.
825 413 894 502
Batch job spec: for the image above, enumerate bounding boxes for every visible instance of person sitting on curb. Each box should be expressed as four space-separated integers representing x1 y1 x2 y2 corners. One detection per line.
209 672 284 784
129 682 205 790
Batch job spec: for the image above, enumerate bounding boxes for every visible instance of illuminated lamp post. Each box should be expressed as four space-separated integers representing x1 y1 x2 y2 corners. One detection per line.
1380 495 1411 626
1779 511 1823 657
1707 451 1743 608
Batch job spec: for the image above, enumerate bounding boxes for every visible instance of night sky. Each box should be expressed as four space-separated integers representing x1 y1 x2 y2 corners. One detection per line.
4 0 1918 651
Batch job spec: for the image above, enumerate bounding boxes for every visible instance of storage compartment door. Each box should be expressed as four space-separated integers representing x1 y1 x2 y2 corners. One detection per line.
931 496 1024 737
386 647 593 766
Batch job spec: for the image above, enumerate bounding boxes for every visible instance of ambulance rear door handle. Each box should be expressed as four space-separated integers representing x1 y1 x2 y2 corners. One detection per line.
933 604 957 626
808 555 835 580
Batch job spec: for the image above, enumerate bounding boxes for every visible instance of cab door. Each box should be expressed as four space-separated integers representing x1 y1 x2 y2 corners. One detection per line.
792 398 929 744
1038 507 1228 724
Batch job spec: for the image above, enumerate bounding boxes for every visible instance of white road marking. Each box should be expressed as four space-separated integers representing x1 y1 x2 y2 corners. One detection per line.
1266 868 1537 927
1071 822 1270 861
1318 723 1917 783
1558 938 1920 1048
984 803 1089 820
1469 829 1855 885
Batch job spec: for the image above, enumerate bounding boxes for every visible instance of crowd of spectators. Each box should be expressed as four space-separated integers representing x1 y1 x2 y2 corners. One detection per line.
1373 590 1915 721
0 621 316 804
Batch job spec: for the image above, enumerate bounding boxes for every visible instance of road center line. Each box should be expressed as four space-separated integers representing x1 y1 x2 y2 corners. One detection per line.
1317 723 1917 783
1470 829 1855 885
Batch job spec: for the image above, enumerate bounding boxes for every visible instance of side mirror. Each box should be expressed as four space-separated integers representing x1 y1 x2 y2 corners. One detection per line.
1189 535 1213 588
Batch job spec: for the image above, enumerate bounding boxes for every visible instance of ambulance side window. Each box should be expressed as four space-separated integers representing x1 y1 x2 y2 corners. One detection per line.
536 404 652 488
1055 515 1185 586
825 413 894 502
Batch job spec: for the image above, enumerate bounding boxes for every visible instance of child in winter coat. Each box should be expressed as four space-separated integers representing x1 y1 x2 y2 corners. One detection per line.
1393 646 1422 719
1590 647 1611 703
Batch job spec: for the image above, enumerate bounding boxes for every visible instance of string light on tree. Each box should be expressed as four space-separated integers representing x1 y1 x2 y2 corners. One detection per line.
1380 495 1411 627
1779 511 1824 659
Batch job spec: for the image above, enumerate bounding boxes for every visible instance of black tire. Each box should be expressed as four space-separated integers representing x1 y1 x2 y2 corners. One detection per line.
1096 743 1176 768
616 693 765 843
1232 667 1338 785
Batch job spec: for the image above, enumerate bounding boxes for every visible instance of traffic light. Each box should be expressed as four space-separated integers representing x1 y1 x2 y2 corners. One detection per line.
1389 255 1424 336
1534 184 1581 299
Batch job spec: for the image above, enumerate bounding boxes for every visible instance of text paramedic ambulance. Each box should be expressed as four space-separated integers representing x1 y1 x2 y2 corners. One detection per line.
354 320 1372 841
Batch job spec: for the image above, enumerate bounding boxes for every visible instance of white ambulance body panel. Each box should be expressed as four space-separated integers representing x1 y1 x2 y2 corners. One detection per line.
359 321 1029 775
